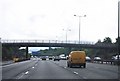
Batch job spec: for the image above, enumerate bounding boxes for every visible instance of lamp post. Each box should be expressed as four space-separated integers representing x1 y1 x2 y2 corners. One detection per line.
63 28 71 43
55 36 58 43
118 1 120 65
74 14 86 44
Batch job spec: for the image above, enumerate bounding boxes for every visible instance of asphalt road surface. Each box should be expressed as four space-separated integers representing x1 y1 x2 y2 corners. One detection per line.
2 58 119 79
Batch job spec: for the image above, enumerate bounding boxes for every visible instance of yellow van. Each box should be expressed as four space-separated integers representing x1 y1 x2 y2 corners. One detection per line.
67 51 86 68
13 57 19 62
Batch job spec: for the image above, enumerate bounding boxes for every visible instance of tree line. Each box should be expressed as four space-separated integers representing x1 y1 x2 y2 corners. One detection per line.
39 37 118 60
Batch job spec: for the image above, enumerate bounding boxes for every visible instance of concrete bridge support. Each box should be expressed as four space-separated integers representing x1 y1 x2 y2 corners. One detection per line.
26 47 28 59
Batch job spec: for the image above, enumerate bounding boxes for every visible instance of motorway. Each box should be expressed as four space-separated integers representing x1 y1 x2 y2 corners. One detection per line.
2 58 118 79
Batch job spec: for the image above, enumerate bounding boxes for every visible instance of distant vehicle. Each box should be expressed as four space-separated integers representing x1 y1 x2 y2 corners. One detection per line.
66 55 69 59
41 56 46 60
53 56 60 61
48 56 53 60
112 56 116 60
86 56 91 62
13 57 19 62
112 55 120 60
94 57 101 61
67 51 86 68
112 55 120 65
59 54 67 60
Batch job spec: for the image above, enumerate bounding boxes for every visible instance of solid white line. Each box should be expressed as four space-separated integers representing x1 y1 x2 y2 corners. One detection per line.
2 60 31 68
2 63 16 67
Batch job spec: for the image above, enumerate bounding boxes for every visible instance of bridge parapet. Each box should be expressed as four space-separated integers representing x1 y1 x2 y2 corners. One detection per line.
1 39 95 45
1 39 117 49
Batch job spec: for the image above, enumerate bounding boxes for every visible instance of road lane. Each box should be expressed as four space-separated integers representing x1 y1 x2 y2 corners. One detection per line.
21 60 81 79
53 60 118 79
2 60 38 79
2 59 119 79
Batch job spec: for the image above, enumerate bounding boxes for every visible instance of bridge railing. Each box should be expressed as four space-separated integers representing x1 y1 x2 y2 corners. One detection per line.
1 39 95 45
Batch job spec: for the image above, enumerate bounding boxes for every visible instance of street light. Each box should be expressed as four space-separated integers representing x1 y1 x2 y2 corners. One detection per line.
63 28 71 43
118 1 120 63
74 14 86 44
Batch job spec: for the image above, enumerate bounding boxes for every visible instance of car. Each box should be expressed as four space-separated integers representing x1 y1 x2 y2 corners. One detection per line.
94 57 101 61
13 57 19 62
59 54 67 60
41 56 46 60
111 55 120 65
66 55 69 59
112 55 120 60
60 56 67 60
53 56 60 61
112 56 116 60
86 56 91 62
48 56 53 60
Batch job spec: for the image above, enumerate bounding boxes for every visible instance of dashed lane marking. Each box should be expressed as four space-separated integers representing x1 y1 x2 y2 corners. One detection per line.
73 71 79 75
64 67 67 68
17 73 24 79
32 67 35 69
25 71 29 75
35 64 38 66
83 76 87 79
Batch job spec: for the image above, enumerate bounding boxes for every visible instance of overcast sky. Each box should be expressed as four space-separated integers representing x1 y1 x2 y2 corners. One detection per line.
0 0 119 44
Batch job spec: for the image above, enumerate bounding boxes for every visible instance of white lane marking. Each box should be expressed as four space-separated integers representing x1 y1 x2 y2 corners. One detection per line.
25 71 29 75
83 77 87 79
94 66 99 69
73 71 78 75
17 73 25 79
35 64 37 66
32 67 35 69
2 60 31 68
2 63 16 67
64 67 66 68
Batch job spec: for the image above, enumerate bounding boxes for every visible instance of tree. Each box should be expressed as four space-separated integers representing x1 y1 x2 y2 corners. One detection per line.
2 46 20 60
115 37 120 44
103 37 112 44
97 39 102 43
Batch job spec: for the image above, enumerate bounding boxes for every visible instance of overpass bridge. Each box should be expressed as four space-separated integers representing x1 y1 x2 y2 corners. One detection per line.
1 39 117 59
1 39 117 49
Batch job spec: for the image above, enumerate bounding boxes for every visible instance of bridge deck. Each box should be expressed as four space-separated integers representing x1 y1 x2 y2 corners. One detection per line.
1 39 117 49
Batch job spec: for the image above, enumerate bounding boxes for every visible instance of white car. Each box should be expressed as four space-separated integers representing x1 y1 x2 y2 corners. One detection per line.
59 54 67 60
112 55 120 60
94 57 101 61
53 56 60 61
86 56 91 62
